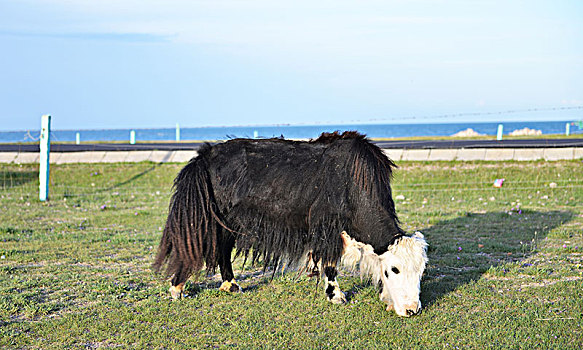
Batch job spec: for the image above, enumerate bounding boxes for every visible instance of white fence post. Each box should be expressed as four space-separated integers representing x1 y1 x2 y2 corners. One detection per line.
496 124 503 141
76 132 80 144
176 123 180 141
130 130 136 144
566 123 570 136
39 114 51 201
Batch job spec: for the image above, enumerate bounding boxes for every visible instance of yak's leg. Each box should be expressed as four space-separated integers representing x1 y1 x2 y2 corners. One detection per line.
169 264 189 300
324 266 347 304
169 283 184 300
218 234 241 293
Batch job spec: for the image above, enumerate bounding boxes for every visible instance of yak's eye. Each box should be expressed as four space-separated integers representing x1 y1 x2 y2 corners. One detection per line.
391 266 400 274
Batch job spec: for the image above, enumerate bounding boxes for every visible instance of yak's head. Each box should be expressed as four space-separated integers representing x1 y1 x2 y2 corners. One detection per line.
377 232 428 316
342 231 428 317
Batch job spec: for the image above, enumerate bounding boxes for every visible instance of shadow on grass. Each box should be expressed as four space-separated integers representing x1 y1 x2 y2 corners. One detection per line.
0 171 37 188
105 164 158 191
419 209 574 309
176 210 574 306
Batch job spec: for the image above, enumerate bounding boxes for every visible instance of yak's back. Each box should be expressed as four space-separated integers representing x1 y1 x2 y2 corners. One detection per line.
199 131 397 218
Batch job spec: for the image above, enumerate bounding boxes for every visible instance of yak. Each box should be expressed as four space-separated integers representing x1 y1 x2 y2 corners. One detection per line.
153 131 428 317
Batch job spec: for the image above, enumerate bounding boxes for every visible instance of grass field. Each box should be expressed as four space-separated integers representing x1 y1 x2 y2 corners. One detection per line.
1 159 582 349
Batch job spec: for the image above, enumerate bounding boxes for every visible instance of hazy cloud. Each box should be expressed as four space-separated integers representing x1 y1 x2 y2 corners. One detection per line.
0 30 171 43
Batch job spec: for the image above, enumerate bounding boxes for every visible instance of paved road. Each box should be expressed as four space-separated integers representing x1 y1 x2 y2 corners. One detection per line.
2 138 583 152
374 138 583 149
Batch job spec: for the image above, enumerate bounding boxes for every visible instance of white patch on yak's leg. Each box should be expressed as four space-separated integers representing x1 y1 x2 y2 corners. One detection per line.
325 276 347 304
169 283 184 300
219 279 241 293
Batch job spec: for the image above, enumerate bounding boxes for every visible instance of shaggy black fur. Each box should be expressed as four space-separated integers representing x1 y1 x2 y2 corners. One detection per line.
153 131 405 288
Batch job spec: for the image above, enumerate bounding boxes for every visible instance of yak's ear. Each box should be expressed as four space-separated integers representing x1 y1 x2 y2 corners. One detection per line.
413 231 429 255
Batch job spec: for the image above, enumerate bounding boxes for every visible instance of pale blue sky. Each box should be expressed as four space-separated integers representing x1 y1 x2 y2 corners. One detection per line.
1 0 582 131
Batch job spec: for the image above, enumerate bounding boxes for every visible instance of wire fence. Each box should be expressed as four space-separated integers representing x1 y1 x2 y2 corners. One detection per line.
2 178 582 199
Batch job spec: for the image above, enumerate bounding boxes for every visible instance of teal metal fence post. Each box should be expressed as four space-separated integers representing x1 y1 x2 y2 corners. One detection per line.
39 114 51 201
176 123 180 141
130 130 136 144
496 124 503 141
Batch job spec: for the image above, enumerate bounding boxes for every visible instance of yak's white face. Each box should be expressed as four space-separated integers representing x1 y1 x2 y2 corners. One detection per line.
378 232 428 317
341 231 428 317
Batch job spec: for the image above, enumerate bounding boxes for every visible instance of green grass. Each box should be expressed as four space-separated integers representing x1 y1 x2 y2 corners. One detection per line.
1 160 582 349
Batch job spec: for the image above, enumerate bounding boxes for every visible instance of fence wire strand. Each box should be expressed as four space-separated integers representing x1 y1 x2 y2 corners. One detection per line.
2 181 581 197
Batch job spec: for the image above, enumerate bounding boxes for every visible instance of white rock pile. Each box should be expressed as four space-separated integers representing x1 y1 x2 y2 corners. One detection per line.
509 127 542 136
451 128 483 137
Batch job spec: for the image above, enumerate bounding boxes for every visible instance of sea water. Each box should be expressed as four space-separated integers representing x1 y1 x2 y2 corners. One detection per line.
0 120 579 143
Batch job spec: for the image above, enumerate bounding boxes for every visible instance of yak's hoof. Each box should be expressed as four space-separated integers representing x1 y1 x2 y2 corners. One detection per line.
169 284 184 300
328 291 347 305
219 279 241 293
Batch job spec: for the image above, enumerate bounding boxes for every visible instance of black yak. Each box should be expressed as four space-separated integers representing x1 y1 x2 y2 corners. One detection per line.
153 131 428 317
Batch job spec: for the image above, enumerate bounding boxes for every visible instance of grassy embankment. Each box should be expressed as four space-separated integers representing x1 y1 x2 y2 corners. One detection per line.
1 160 582 348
